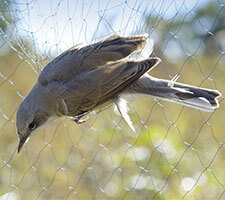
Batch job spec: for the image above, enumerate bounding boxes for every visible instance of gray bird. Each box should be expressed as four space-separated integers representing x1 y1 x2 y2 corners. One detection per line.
16 34 221 153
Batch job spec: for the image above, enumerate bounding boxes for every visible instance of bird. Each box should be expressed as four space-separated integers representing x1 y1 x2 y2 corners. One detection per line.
16 34 221 153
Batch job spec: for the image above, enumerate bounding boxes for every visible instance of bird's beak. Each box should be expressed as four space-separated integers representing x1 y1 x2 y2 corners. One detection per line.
17 135 28 153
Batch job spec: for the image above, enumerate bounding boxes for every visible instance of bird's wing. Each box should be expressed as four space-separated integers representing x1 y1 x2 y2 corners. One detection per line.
38 34 148 85
54 58 161 116
78 34 148 72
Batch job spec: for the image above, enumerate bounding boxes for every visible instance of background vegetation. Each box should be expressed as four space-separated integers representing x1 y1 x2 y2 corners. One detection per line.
0 0 224 199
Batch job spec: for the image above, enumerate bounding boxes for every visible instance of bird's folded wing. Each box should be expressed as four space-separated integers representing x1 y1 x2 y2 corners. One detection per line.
38 35 148 85
79 34 148 72
55 58 161 116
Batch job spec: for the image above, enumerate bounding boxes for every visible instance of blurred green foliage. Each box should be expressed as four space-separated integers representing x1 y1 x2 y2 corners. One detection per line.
146 1 225 58
0 1 224 200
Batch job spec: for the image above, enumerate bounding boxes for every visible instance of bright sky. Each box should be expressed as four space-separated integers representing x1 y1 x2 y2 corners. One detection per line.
11 0 211 55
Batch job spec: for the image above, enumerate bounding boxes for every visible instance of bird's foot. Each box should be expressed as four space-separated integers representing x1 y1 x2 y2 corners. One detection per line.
72 113 89 124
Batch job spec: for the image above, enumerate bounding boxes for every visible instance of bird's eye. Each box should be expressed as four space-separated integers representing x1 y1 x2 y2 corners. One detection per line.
28 121 36 130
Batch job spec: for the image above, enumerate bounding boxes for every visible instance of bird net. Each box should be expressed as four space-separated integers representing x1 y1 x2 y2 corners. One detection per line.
0 0 224 199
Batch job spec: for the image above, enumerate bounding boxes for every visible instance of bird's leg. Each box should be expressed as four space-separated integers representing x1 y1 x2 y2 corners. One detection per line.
72 112 89 124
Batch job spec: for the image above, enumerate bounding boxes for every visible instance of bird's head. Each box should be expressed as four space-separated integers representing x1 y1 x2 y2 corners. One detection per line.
16 94 52 153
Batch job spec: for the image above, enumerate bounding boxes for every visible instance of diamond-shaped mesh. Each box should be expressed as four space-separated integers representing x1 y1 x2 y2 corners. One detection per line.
0 0 224 199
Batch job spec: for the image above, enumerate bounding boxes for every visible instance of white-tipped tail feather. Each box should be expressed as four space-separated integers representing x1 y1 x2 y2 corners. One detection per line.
128 75 221 112
150 95 218 112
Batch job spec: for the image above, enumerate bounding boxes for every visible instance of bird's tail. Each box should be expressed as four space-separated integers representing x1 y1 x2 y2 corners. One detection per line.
129 75 221 112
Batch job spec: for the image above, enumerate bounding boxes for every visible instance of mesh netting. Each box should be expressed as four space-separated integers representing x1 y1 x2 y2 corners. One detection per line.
0 0 224 199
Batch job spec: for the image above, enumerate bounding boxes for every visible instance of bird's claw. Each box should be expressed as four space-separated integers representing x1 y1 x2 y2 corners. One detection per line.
72 114 89 124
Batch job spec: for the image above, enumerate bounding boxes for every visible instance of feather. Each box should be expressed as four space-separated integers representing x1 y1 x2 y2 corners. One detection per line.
140 38 154 58
114 98 135 132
